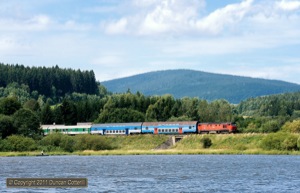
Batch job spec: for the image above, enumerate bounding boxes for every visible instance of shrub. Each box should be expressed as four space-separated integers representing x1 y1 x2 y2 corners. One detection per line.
260 120 280 133
40 133 75 152
260 133 285 150
260 132 298 151
73 135 113 151
5 135 37 151
282 135 298 150
40 133 64 147
282 120 300 133
200 137 212 148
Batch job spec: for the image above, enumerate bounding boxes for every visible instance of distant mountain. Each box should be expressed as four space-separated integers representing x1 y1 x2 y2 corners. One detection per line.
101 69 300 103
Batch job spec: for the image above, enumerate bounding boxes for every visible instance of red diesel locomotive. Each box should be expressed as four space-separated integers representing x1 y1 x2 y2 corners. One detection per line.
198 122 237 134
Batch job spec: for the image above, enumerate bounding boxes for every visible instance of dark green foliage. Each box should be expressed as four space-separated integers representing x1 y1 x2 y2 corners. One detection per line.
40 133 114 152
260 120 281 133
13 109 42 138
40 103 54 124
0 115 16 139
40 133 75 152
237 92 300 117
23 99 40 112
0 63 98 98
0 135 37 151
102 69 300 104
0 83 31 104
73 135 113 151
96 108 145 123
200 137 212 148
52 106 64 124
61 99 77 125
0 97 21 115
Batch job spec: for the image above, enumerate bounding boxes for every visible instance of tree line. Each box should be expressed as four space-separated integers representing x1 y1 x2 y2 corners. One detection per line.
0 63 98 98
1 65 300 140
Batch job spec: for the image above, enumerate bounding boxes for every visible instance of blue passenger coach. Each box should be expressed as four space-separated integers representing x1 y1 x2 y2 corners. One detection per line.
90 123 142 135
141 121 198 134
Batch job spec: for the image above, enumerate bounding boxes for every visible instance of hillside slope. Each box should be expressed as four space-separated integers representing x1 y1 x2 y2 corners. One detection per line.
101 69 300 103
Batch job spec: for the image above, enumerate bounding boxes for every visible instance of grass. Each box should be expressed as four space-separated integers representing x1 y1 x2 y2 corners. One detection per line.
1 133 300 156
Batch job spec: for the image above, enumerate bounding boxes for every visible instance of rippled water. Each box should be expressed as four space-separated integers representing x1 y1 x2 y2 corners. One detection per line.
1 155 300 192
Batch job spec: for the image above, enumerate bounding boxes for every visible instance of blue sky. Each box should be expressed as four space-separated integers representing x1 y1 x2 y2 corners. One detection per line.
1 0 300 84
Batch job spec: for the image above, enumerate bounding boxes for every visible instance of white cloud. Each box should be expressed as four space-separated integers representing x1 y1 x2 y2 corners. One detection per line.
138 0 203 35
104 0 205 35
105 18 128 34
276 0 300 11
103 0 300 37
194 0 253 34
103 0 256 36
0 14 52 32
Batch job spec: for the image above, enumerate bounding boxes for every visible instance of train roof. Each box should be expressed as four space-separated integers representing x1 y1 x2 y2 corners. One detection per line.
198 122 235 125
41 124 91 129
92 122 143 127
142 121 198 126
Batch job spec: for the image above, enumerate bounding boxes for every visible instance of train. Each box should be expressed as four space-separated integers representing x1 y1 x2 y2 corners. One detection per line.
41 121 237 135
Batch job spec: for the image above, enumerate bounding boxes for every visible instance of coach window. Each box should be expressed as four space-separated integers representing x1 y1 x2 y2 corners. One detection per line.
83 129 85 132
189 126 192 129
158 129 161 132
146 127 148 130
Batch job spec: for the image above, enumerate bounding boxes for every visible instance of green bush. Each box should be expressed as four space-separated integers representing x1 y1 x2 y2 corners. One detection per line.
282 120 300 133
40 133 75 152
200 137 212 148
260 120 281 133
4 135 37 151
40 133 65 147
0 139 11 151
260 132 298 151
73 135 113 151
282 135 298 150
260 133 285 150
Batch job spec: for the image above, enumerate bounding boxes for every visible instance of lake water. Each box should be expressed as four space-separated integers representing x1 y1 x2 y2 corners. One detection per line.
1 155 300 192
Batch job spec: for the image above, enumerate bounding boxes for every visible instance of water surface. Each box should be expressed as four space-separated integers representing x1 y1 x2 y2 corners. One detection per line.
1 155 300 192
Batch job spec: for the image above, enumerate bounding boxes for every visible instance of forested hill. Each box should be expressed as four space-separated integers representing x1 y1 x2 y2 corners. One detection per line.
0 63 98 97
102 69 300 103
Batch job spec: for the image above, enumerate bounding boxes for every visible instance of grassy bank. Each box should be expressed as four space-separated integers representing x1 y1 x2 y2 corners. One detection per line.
1 133 300 156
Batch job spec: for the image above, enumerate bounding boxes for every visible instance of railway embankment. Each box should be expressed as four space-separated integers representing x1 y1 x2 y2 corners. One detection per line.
1 133 300 156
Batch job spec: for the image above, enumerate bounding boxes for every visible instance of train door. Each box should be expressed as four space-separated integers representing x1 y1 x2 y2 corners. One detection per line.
103 129 106 135
154 128 158 134
125 128 129 135
179 127 182 134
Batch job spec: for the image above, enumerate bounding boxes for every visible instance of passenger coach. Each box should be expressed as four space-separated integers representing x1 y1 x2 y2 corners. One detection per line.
42 123 91 135
90 123 142 135
141 121 198 134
